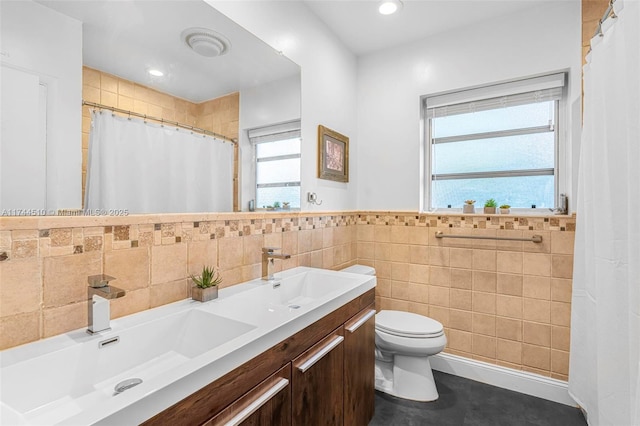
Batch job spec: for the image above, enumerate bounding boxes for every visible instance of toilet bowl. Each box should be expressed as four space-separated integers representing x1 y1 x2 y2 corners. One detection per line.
341 264 447 402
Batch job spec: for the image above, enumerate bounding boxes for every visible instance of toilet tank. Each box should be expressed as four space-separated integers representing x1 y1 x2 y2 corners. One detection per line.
341 264 376 276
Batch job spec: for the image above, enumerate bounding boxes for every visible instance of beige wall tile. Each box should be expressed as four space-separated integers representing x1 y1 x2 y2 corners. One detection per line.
389 244 409 262
0 311 40 350
523 298 551 323
375 260 391 279
358 242 375 260
43 252 102 307
429 285 450 307
473 271 496 293
450 309 472 332
150 279 188 308
282 231 298 255
496 317 522 341
104 247 150 291
522 275 551 300
552 326 571 351
523 322 551 346
497 251 523 274
449 248 472 269
374 225 391 242
408 264 429 284
408 227 429 246
242 235 263 265
429 247 450 266
450 288 472 311
408 302 429 317
497 273 522 296
391 262 410 282
218 237 243 271
473 249 496 271
187 239 218 276
552 255 573 279
551 231 575 254
472 292 496 314
151 244 187 284
551 349 570 375
472 334 496 358
0 259 42 316
430 266 451 287
472 313 496 336
497 339 522 364
523 253 551 276
429 305 449 327
448 329 472 352
390 226 410 244
357 225 374 242
375 243 390 261
522 344 550 370
391 281 411 301
451 268 472 289
409 245 429 265
551 301 571 326
376 278 391 298
43 301 87 337
311 228 323 251
523 231 551 254
551 278 572 302
298 230 313 253
495 294 522 319
111 288 150 319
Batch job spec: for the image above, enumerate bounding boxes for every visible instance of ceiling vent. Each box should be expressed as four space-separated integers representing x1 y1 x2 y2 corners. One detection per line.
181 28 230 57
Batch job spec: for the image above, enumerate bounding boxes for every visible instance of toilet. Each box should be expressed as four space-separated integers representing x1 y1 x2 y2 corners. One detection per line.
341 264 447 402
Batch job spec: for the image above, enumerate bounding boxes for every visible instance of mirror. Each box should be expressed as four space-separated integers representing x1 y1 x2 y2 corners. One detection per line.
0 0 301 215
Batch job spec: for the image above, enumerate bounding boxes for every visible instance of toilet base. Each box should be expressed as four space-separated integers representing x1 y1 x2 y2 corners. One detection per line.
374 355 439 402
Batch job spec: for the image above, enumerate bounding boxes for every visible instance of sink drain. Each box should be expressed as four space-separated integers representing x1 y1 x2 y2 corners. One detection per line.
288 304 301 309
114 378 143 395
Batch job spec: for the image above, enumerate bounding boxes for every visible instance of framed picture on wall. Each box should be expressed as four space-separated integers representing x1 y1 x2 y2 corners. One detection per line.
318 125 349 183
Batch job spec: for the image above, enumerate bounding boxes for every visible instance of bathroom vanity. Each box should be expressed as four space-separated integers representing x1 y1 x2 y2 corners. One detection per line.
0 267 375 426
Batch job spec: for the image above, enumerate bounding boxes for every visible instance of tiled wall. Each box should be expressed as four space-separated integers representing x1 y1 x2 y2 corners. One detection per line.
81 67 240 209
0 211 576 383
0 212 357 350
356 212 575 381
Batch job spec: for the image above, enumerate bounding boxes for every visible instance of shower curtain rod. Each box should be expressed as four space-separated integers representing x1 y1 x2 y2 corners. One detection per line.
592 0 618 38
82 100 237 144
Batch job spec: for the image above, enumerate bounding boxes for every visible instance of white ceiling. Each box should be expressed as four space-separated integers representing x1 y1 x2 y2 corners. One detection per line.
303 0 554 56
35 0 300 103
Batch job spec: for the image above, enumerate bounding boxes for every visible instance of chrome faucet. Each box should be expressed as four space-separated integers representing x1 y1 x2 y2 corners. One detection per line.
87 274 125 334
262 247 291 281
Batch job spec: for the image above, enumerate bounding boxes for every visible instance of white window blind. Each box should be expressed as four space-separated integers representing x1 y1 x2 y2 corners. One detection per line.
248 120 301 144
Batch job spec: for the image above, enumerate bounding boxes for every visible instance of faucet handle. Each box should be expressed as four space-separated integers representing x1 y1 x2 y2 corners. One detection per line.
88 274 117 288
262 247 281 254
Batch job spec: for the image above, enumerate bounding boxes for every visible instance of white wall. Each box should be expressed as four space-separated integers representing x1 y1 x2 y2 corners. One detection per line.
238 75 302 211
356 2 582 211
208 1 358 211
1 0 82 211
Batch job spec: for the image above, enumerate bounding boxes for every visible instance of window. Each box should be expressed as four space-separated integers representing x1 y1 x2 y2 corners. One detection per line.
423 73 566 210
249 120 301 209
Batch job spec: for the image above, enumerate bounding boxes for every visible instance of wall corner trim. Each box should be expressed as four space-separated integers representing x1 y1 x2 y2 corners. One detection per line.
431 353 577 407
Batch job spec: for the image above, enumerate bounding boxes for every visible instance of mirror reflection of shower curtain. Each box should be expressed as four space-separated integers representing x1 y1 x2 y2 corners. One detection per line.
85 111 233 213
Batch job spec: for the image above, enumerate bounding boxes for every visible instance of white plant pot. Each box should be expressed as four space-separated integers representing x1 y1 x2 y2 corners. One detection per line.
463 204 475 214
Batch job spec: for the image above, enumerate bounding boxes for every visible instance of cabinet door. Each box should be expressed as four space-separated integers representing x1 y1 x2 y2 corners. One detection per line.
205 364 291 426
343 305 376 426
292 327 344 426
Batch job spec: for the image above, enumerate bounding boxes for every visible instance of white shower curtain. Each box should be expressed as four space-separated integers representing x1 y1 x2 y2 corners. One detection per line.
85 111 234 213
569 1 640 425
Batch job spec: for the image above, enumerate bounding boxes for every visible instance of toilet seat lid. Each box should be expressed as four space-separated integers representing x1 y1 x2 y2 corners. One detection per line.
375 310 444 338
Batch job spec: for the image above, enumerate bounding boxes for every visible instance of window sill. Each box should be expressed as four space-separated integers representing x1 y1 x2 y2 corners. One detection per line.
426 208 571 217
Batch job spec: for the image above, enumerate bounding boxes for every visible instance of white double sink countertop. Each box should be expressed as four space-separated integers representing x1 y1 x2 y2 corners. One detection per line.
0 266 376 425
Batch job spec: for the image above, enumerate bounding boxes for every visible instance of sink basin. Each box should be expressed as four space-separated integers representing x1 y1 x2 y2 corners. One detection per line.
265 269 353 306
0 309 255 425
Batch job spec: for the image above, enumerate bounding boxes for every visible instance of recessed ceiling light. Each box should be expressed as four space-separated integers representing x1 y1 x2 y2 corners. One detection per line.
379 0 402 15
148 69 164 77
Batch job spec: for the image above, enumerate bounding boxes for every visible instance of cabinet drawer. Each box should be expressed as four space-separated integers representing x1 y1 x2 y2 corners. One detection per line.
205 364 291 426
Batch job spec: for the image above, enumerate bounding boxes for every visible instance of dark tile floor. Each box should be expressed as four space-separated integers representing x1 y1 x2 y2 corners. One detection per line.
370 371 587 426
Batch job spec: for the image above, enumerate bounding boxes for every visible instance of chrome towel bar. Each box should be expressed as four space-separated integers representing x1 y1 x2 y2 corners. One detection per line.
434 231 542 243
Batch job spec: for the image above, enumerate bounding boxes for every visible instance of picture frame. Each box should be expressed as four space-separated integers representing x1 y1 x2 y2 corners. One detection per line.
318 125 349 183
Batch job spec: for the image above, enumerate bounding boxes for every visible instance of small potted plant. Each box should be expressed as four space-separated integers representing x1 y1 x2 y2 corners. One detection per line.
499 204 511 214
191 265 222 302
463 200 476 214
484 198 497 214
273 201 281 210
282 201 290 210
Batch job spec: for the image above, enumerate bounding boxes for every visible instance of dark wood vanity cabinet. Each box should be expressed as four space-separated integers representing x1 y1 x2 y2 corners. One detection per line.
292 327 344 425
343 304 376 426
205 364 292 426
142 289 375 426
